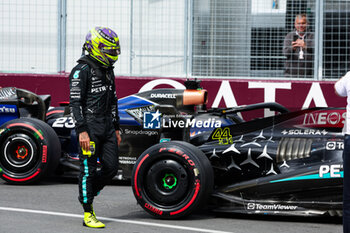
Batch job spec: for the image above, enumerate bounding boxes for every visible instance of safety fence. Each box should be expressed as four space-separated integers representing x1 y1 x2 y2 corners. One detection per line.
0 0 349 80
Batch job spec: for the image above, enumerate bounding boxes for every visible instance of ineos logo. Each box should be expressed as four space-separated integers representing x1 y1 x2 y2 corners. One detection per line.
327 112 341 125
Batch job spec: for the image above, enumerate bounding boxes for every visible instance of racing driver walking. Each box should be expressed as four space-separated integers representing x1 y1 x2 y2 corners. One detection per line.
69 27 121 228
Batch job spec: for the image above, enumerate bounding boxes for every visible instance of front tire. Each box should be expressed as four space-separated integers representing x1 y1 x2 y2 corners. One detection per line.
0 118 61 184
131 141 213 219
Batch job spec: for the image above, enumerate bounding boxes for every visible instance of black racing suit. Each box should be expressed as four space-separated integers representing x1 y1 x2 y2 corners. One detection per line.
69 55 120 205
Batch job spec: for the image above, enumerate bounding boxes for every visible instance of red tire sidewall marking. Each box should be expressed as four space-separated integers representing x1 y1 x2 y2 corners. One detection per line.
159 147 196 168
2 168 41 182
134 153 149 198
170 179 200 216
7 123 43 140
42 145 47 163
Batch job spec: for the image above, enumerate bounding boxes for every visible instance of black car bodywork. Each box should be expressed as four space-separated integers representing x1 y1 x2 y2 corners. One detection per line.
203 107 344 217
0 82 345 219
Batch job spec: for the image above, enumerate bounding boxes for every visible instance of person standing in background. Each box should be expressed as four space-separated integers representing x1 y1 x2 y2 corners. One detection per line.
283 14 314 78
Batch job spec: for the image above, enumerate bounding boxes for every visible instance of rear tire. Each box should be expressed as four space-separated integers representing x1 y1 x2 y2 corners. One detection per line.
131 141 213 219
0 118 61 184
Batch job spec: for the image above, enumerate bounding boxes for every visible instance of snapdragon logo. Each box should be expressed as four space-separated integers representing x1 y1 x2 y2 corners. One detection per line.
143 111 222 129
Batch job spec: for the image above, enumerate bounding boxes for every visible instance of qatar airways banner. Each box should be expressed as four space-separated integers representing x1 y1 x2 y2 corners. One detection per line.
0 74 345 120
115 77 345 120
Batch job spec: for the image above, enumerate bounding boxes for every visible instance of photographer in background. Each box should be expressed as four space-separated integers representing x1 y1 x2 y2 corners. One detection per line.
283 14 314 78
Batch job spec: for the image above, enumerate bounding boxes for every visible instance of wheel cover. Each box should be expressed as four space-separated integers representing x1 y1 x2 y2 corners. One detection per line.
1 134 38 172
145 159 191 206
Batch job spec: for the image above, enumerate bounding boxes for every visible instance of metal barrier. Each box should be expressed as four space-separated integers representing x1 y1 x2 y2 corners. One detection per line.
0 0 349 80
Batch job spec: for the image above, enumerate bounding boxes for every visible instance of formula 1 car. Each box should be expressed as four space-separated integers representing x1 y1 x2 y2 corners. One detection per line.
0 81 345 219
0 81 216 184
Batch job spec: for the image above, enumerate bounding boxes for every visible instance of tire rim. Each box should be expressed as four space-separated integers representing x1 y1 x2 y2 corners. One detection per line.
2 135 37 170
145 159 191 206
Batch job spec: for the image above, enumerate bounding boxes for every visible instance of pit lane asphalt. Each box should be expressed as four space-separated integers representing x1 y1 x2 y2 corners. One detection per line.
0 178 342 233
